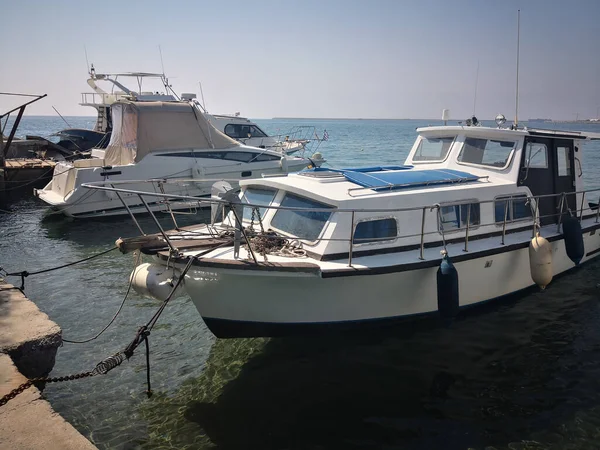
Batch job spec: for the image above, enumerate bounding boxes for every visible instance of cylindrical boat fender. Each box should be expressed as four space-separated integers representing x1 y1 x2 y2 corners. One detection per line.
130 263 184 301
279 156 289 172
437 252 459 319
529 233 553 289
562 216 584 265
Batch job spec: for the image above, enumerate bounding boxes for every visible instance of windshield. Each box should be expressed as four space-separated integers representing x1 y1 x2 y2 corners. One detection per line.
271 193 333 241
457 138 516 168
412 136 455 162
241 188 276 221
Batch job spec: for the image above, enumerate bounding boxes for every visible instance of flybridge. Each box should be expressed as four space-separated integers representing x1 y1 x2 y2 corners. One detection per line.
299 166 485 192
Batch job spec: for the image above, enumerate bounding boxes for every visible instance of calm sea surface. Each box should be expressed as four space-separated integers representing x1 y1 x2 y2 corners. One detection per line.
2 117 600 449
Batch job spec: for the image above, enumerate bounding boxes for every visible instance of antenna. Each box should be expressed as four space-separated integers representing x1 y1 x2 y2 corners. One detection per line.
158 45 166 76
514 9 521 128
472 59 480 116
84 45 90 74
198 81 207 112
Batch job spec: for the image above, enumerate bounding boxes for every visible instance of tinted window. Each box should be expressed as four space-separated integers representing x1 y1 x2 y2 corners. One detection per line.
223 152 254 162
494 195 532 223
241 188 276 221
412 137 454 162
253 153 280 162
458 138 516 167
271 193 332 241
249 125 268 138
224 124 268 139
353 218 397 244
224 124 240 138
439 203 480 231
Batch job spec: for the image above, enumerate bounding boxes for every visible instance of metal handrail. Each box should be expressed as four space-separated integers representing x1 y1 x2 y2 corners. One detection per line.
82 180 600 266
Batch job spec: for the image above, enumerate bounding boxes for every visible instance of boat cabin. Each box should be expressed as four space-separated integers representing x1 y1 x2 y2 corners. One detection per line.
227 123 599 261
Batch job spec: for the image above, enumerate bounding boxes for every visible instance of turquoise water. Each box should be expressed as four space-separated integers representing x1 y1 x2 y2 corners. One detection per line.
2 117 600 449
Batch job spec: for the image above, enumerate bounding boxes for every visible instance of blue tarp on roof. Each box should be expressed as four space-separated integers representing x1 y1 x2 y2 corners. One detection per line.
306 166 480 191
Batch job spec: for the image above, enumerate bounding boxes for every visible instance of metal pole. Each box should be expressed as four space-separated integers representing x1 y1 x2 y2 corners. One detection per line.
532 198 539 238
229 206 258 264
112 184 145 235
419 207 426 260
138 194 178 255
597 196 600 223
348 211 355 267
557 193 565 233
579 191 586 222
158 181 179 230
501 199 509 245
463 203 471 252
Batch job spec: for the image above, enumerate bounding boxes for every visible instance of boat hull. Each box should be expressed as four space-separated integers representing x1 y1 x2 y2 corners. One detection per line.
183 228 600 338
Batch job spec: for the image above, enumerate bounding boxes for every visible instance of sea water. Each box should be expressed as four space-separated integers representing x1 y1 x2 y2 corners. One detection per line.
2 117 600 449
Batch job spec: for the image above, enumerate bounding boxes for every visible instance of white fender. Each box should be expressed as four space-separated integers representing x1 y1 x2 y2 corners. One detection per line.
529 233 553 289
130 263 184 301
279 156 289 172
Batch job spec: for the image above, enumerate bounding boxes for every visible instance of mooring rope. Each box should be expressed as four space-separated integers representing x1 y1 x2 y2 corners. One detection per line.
0 254 196 407
62 251 141 344
0 246 118 291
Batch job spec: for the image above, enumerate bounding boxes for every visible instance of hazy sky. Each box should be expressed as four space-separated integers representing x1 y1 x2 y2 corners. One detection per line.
1 0 599 120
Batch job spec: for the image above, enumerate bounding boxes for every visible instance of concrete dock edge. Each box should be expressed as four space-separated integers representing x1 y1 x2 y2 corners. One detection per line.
0 281 97 449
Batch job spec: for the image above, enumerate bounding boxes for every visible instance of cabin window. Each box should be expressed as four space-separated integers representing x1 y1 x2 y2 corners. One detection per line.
557 146 571 176
412 136 454 162
224 124 268 139
271 193 333 241
457 138 516 168
252 153 280 162
439 202 480 231
524 143 548 169
241 188 276 221
494 195 533 223
199 151 279 163
353 218 398 244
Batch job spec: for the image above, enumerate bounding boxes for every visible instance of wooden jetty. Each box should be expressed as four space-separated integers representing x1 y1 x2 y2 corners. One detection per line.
0 93 56 202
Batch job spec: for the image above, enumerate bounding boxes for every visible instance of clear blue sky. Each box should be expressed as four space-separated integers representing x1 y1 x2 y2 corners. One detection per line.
1 0 599 120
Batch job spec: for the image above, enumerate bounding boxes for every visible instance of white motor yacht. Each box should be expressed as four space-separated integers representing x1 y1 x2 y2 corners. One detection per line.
35 100 322 218
101 114 600 338
70 68 315 156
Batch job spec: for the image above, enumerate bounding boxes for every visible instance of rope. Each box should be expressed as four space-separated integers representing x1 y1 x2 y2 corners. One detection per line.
1 246 117 291
62 252 141 344
1 254 199 406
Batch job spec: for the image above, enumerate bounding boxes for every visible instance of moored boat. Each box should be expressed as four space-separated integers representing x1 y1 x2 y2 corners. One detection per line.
35 100 323 218
101 115 600 338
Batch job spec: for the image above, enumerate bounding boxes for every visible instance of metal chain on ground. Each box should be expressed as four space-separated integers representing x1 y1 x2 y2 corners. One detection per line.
0 350 129 408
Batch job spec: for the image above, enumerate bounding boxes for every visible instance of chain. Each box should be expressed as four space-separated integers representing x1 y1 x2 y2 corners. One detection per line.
0 371 94 407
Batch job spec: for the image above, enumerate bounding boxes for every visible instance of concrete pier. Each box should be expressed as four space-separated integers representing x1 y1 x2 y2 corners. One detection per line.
0 281 97 449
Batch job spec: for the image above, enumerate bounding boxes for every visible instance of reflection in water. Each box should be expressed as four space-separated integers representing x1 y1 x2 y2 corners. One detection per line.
139 259 600 450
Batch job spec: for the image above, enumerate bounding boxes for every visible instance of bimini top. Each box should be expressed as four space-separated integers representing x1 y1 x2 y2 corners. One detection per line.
104 101 240 166
300 166 482 191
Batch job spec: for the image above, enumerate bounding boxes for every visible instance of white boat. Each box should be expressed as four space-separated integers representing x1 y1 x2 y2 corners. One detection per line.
101 114 600 338
75 68 315 155
204 112 315 155
34 100 322 218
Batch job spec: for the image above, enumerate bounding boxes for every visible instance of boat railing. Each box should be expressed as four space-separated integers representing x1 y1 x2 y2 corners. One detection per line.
80 92 131 106
82 179 600 267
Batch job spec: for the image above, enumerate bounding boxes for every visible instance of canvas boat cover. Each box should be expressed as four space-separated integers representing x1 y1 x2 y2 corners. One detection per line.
103 101 240 166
